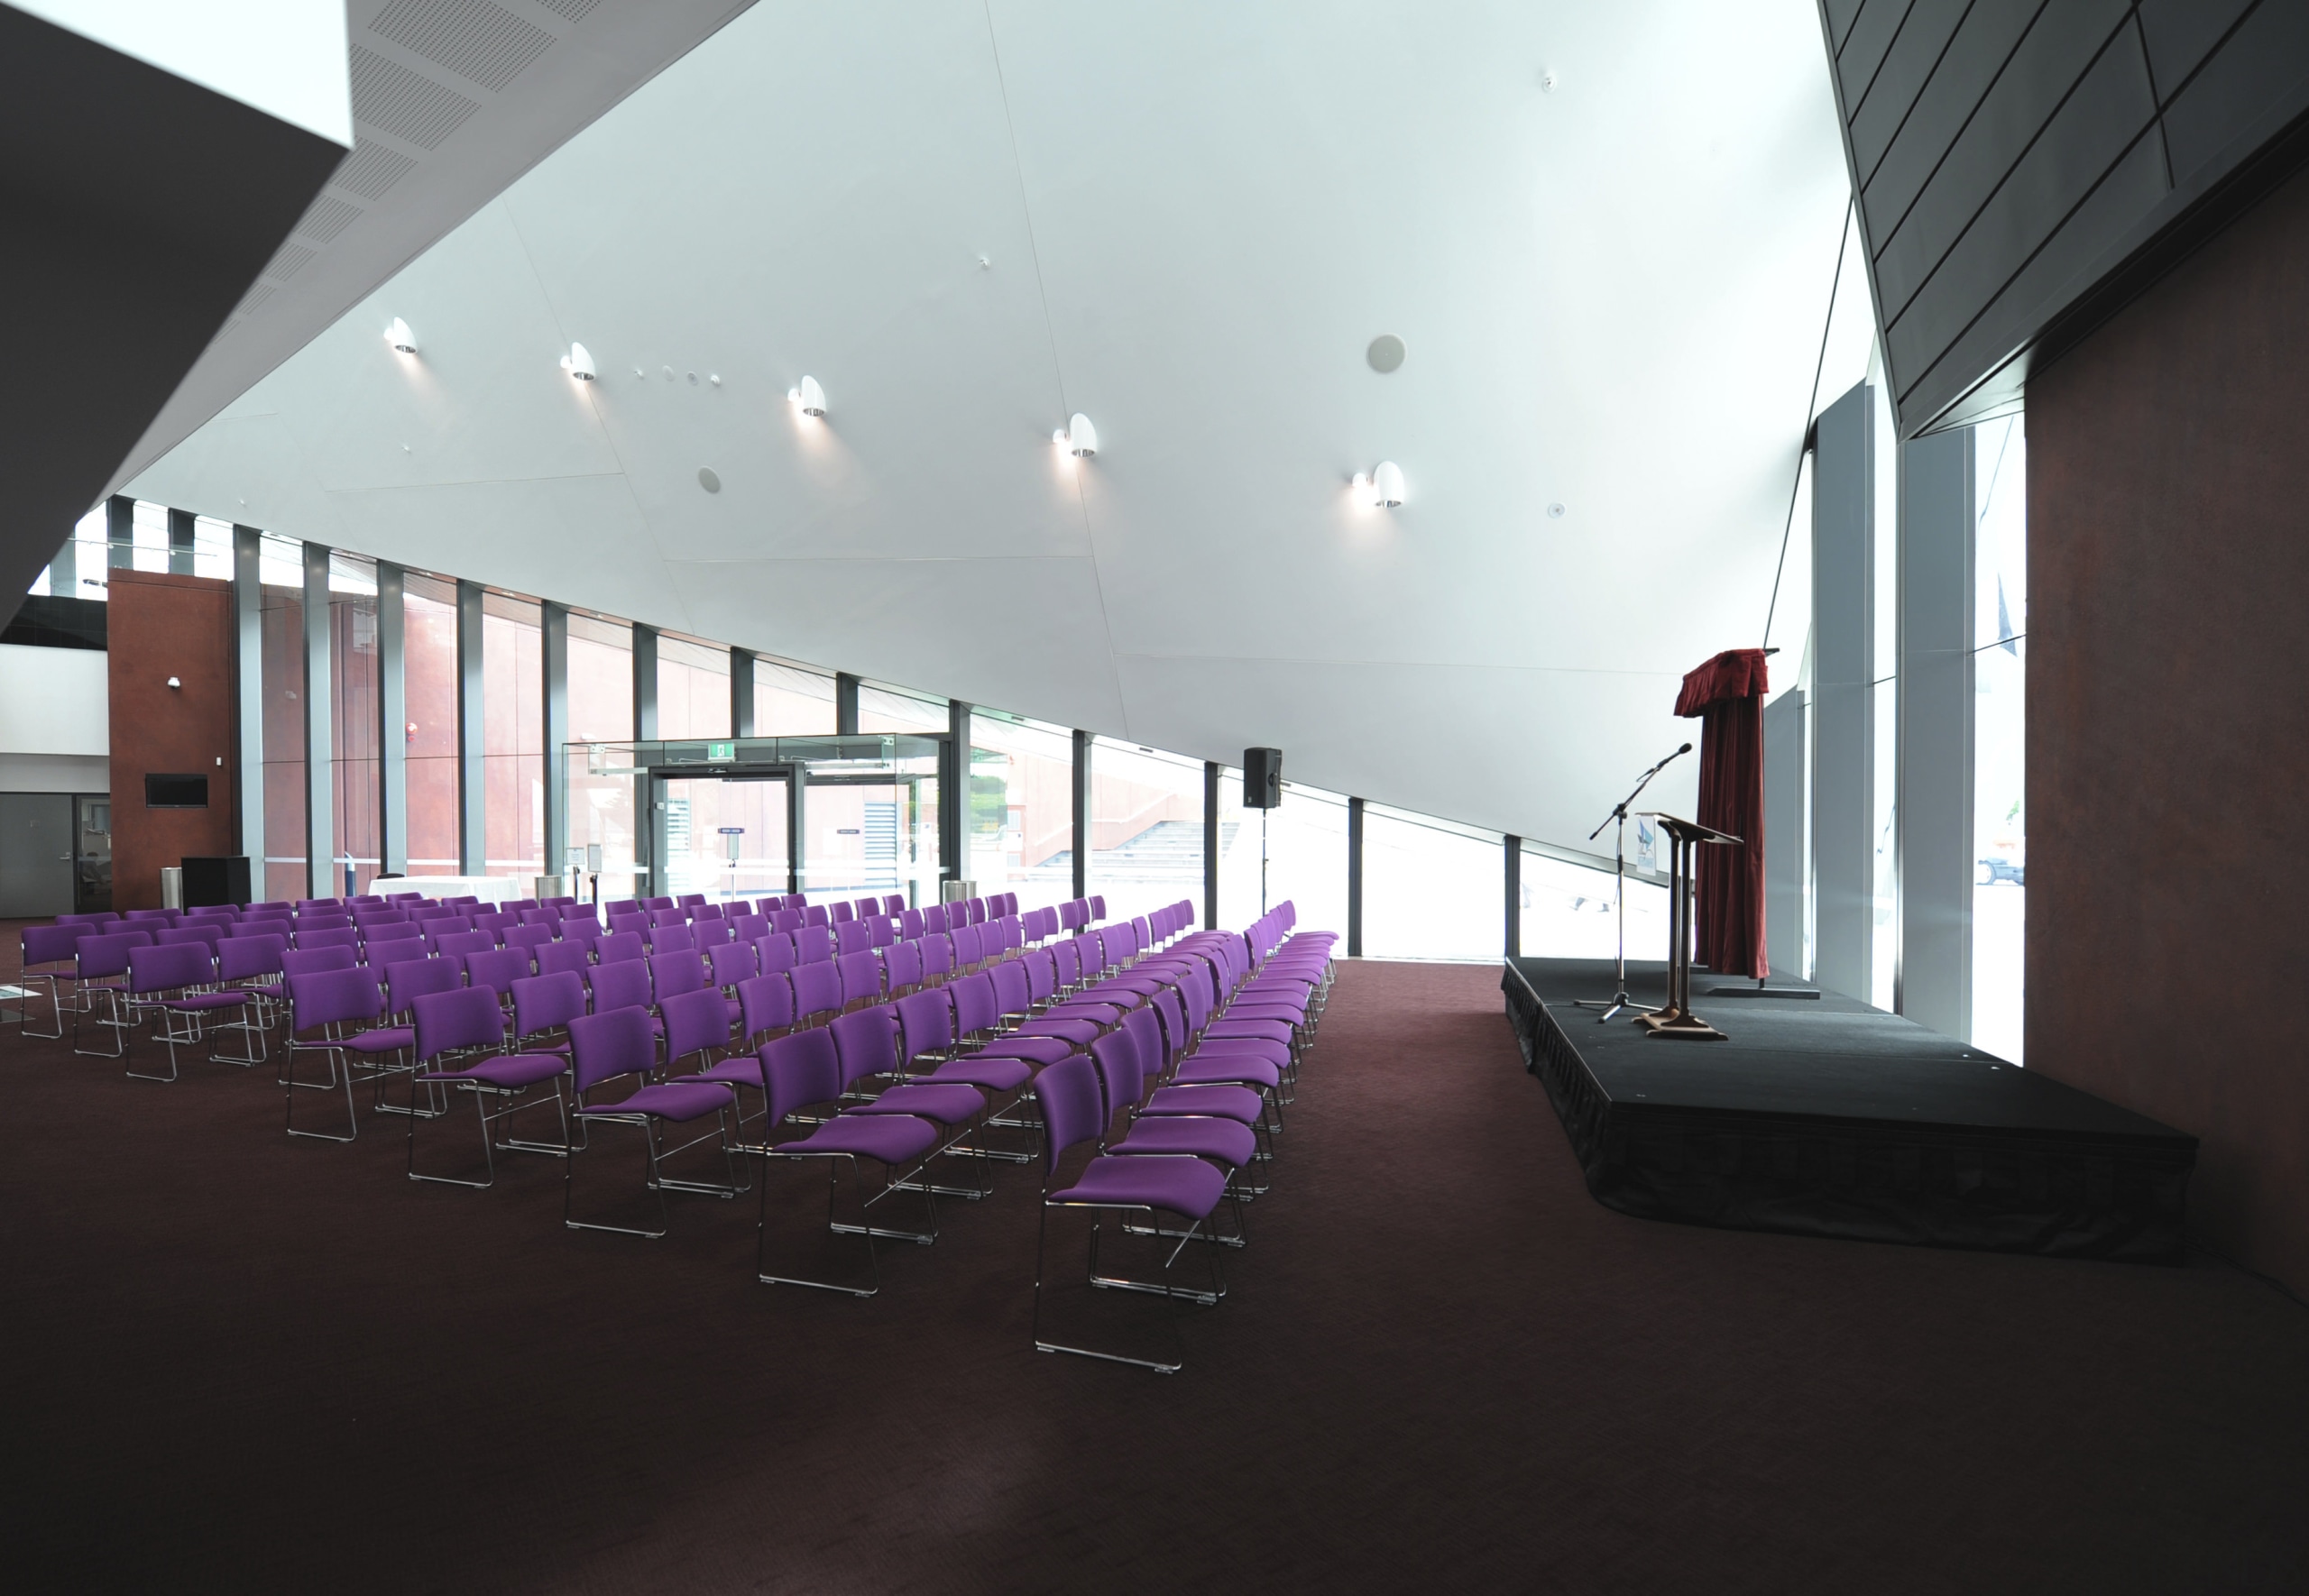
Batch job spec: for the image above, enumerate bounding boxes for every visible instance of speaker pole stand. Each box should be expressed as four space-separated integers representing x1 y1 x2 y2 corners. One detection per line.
1260 806 1269 916
1572 744 1691 1023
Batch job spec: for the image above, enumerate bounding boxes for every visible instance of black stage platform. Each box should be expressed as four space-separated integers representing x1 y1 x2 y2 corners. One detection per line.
1503 957 2195 1261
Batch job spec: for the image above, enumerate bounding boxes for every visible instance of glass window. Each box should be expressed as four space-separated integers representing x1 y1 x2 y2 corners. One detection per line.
566 613 637 893
1087 739 1203 926
1220 776 1348 938
859 684 949 735
403 572 460 877
329 553 381 895
483 592 544 879
1362 804 1501 961
969 711 1075 913
755 659 836 735
1520 846 1671 959
1973 412 2026 1061
657 634 729 740
132 500 170 573
259 535 306 900
60 506 107 600
193 517 234 582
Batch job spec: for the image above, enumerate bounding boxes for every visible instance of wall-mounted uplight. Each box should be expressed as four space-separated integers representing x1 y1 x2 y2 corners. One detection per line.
386 317 418 354
787 375 826 417
1052 412 1098 458
561 342 595 381
1352 461 1406 508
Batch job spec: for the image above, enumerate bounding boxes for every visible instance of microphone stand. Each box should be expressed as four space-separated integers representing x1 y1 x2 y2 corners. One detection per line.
1573 745 1689 1022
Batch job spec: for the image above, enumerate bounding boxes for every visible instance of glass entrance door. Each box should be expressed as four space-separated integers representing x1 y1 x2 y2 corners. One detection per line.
802 777 936 909
654 774 790 903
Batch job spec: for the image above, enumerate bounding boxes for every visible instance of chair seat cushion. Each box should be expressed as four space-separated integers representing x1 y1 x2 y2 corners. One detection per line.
164 992 249 1012
856 1082 982 1124
926 1056 1033 1092
1075 985 1145 1009
694 1056 768 1088
1144 1084 1264 1124
978 1035 1074 1066
345 1026 414 1053
422 1052 567 1089
1208 1018 1293 1045
578 1080 733 1123
1192 1037 1291 1069
1052 1154 1225 1219
1112 1115 1257 1169
780 1113 939 1163
1019 1016 1104 1044
1170 1055 1280 1088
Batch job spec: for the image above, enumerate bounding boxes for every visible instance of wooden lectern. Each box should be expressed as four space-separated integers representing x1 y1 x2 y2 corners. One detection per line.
1633 812 1743 1041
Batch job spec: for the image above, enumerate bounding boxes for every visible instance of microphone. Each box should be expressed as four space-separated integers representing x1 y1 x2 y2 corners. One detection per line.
1677 742 1692 755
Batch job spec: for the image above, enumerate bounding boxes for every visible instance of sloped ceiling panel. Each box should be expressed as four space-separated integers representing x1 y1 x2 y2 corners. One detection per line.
125 0 1853 859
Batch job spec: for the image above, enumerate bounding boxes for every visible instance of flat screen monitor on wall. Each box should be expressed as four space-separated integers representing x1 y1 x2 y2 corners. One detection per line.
143 774 209 809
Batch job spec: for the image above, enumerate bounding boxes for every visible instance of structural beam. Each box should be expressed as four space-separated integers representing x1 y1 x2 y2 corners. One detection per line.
834 672 860 736
1899 427 1976 1039
542 601 569 886
1762 689 1807 977
1203 761 1219 933
455 580 485 876
1811 381 1876 1004
730 646 756 738
166 508 195 575
302 542 334 900
232 526 263 879
1347 796 1365 957
1071 729 1090 902
1504 834 1522 959
943 700 969 891
377 563 408 876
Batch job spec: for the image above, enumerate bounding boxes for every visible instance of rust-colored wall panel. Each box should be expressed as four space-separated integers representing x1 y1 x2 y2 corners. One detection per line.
2028 162 2309 1295
107 571 235 909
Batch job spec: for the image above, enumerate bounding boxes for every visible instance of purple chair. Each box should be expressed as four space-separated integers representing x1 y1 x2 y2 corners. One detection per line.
71 931 154 1057
920 933 954 988
881 894 906 916
803 905 830 929
407 986 571 1188
18 923 86 1038
791 960 842 1028
738 972 796 1048
512 970 587 1057
564 1006 743 1239
924 904 950 936
640 896 676 913
835 949 883 1013
796 924 834 964
537 940 593 979
596 931 646 966
465 948 535 1010
838 1005 991 1197
213 934 289 1063
753 1027 940 1296
121 942 244 1082
297 926 359 952
709 941 758 992
770 909 805 935
661 986 734 1077
1028 1053 1228 1372
899 909 926 940
284 966 391 1142
584 959 661 1050
472 913 516 941
1093 1024 1259 1214
692 919 734 950
884 940 925 999
434 931 497 961
833 920 869 957
647 922 697 956
758 933 797 975
675 893 706 910
362 935 427 972
830 901 855 924
729 914 768 946
952 922 985 972
650 949 706 1007
503 923 555 954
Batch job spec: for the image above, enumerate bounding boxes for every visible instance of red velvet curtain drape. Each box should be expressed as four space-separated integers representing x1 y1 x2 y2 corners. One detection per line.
1674 648 1770 979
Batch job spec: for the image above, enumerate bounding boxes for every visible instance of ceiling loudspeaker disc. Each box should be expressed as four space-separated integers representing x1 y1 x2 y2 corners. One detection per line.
1366 334 1405 373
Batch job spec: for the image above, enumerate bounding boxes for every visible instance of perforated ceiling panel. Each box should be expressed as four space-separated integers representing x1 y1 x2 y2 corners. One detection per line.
293 193 364 243
348 45 482 150
329 139 417 201
373 0 557 94
535 0 603 20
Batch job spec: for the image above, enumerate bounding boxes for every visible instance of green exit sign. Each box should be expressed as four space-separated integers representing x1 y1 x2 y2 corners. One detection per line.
707 742 735 761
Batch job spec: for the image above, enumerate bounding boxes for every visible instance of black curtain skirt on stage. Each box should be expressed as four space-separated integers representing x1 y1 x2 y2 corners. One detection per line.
1503 958 2196 1262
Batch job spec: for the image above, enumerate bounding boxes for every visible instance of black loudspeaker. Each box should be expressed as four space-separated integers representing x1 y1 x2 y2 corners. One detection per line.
1243 748 1283 809
181 856 251 908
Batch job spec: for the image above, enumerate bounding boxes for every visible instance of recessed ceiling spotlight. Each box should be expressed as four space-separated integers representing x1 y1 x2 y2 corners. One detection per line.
1053 412 1098 457
1352 461 1406 507
561 342 595 381
1366 334 1405 373
1541 71 1559 91
386 316 418 354
788 375 826 417
698 467 722 493
1548 501 1566 518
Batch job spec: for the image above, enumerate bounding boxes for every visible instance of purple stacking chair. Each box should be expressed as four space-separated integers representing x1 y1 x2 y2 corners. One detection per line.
1090 1027 1256 1227
791 960 842 1029
1028 1053 1228 1373
503 923 555 955
472 912 516 942
1058 900 1088 933
595 931 646 966
606 911 649 939
284 945 358 977
213 934 289 1063
738 972 796 1049
675 893 706 910
729 914 768 946
564 1006 743 1239
561 919 605 950
647 922 696 956
584 960 660 1049
950 922 986 975
834 919 870 957
899 908 926 940
661 986 735 1078
407 986 571 1188
881 894 906 916
709 940 758 992
362 933 428 975
837 1006 992 1198
803 904 830 929
465 949 534 1014
297 926 359 952
920 933 954 988
770 909 805 935
650 949 706 1011
866 916 896 950
884 940 925 999
1087 895 1107 922
18 923 85 1038
122 942 244 1082
71 931 153 1056
603 898 639 918
752 1027 940 1296
835 949 883 1014
123 908 178 927
796 924 833 965
924 903 950 936
434 930 497 962
692 919 734 949
513 969 587 1058
830 901 855 924
758 933 797 975
283 966 391 1142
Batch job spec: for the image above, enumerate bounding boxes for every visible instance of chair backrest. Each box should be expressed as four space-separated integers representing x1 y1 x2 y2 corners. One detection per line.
603 898 639 917
662 986 732 1066
596 931 646 966
434 931 496 959
465 948 532 1000
290 965 387 1032
1090 1029 1146 1122
830 1004 899 1091
881 894 906 916
709 941 758 988
55 912 119 927
758 933 796 974
739 971 796 1039
414 985 505 1062
988 959 1030 1017
803 904 830 928
217 933 288 981
606 911 649 938
690 900 724 920
830 900 854 923
158 925 221 949
537 940 593 978
124 908 179 924
883 939 924 994
130 940 214 993
1150 986 1191 1063
790 959 842 1023
1050 936 1081 987
1034 1055 1104 1175
647 922 696 955
298 926 360 951
729 914 768 945
473 913 515 938
951 922 984 968
23 924 86 967
835 949 882 1006
921 933 953 980
770 909 805 935
1122 1004 1165 1078
568 1005 656 1095
796 924 833 964
650 950 704 1003
513 970 588 1041
387 957 465 1013
1022 906 1053 942
73 930 149 979
949 971 999 1035
692 919 733 949
283 945 358 976
899 908 925 940
894 988 952 1065
834 919 869 956
1059 899 1087 931
675 893 705 909
924 903 949 935
503 923 554 951
761 1028 842 1126
1088 895 1106 920
586 958 652 1015
1021 948 1056 1005
866 915 895 949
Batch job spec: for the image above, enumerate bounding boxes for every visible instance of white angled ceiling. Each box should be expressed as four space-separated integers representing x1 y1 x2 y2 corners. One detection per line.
125 0 1854 858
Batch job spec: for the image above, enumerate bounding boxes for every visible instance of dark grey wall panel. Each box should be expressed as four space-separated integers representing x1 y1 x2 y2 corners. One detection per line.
1819 0 2309 436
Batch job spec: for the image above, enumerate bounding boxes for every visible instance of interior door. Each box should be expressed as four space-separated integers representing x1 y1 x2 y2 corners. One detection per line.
804 779 915 905
654 774 790 903
76 793 113 913
0 793 77 917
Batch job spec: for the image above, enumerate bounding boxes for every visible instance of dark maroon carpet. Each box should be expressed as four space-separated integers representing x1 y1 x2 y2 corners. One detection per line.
3 959 2305 1594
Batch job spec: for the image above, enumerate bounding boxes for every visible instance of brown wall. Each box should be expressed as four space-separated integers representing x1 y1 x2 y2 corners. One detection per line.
107 571 235 909
2028 161 2309 1295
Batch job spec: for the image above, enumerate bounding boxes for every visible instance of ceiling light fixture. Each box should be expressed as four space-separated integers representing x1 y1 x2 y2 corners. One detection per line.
561 342 595 381
1352 461 1406 507
386 317 418 354
788 375 826 417
1053 412 1098 457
